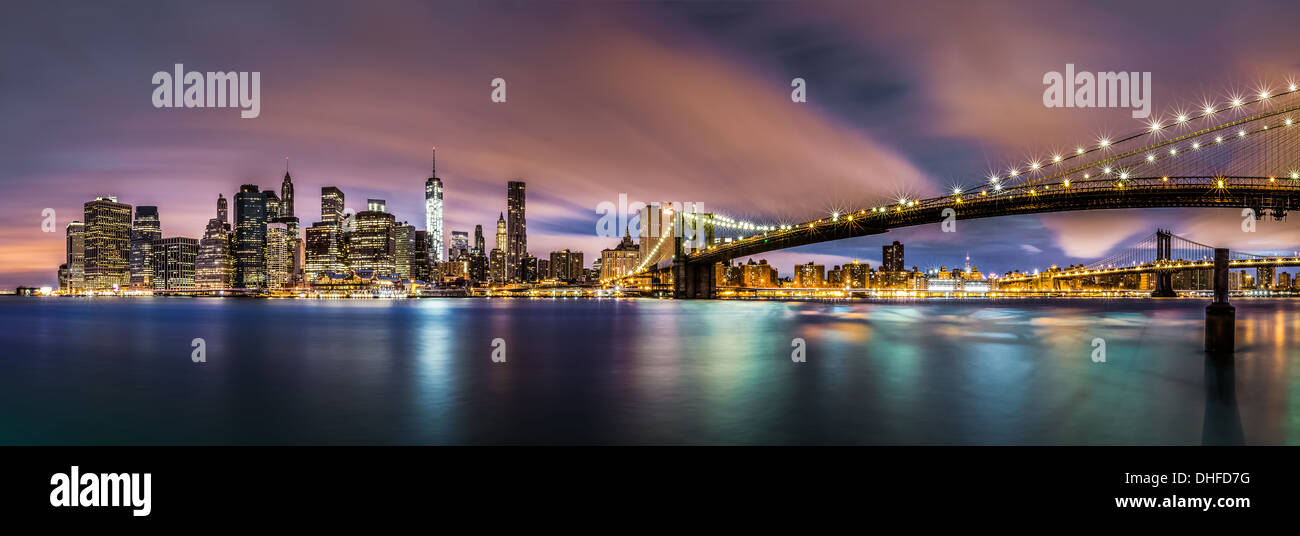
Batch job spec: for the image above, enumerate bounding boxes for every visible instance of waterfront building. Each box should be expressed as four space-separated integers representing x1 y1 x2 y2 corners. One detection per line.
129 206 161 290
349 210 397 275
395 223 415 280
489 248 506 283
795 262 826 288
599 228 640 282
550 249 584 283
65 221 85 292
83 196 132 290
305 222 344 278
266 222 293 290
234 185 268 288
150 237 198 290
412 230 433 282
506 181 527 281
196 217 233 290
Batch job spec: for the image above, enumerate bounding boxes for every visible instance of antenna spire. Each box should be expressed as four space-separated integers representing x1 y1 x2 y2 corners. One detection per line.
431 147 437 176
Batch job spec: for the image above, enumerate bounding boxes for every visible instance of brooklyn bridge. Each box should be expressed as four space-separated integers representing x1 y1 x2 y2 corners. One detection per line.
618 81 1300 300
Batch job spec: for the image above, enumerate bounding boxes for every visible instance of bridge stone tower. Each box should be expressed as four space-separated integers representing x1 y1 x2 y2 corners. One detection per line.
672 237 716 299
1151 229 1177 297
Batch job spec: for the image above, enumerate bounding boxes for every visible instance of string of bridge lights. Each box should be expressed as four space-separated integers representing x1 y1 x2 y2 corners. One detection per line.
979 80 1300 192
621 78 1300 274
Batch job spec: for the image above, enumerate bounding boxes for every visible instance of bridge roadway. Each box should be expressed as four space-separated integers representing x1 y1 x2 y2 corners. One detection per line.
673 176 1300 298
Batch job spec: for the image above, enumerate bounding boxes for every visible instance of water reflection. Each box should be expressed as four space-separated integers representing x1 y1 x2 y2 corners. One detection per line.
1 297 1298 444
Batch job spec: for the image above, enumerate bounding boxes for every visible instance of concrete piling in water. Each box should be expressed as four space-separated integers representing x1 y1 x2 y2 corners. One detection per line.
1205 248 1235 354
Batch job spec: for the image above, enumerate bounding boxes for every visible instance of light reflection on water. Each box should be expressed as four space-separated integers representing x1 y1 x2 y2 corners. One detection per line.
1 297 1297 445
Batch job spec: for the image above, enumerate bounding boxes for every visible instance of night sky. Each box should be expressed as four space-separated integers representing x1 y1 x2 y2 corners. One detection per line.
5 0 1300 288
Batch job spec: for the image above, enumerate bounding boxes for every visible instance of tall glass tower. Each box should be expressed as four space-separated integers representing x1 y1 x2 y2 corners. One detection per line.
424 148 444 263
506 180 526 282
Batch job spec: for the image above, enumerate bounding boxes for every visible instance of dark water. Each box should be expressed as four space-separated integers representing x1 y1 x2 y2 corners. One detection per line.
2 297 1298 445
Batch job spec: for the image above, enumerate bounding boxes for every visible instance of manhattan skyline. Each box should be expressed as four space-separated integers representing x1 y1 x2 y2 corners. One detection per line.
8 1 1300 288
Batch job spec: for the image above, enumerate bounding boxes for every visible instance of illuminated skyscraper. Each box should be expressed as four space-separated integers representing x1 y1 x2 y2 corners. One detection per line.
263 190 281 219
196 217 233 290
549 250 583 283
506 181 526 282
495 213 506 251
266 222 292 289
65 221 85 292
425 149 444 263
473 224 485 255
412 230 432 282
395 223 414 280
350 210 397 274
129 206 161 289
83 196 132 290
234 185 267 288
197 194 233 290
304 222 343 277
321 186 345 225
280 165 294 219
150 237 198 291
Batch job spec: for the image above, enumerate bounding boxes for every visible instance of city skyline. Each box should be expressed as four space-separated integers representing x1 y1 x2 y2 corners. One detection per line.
10 1 1300 288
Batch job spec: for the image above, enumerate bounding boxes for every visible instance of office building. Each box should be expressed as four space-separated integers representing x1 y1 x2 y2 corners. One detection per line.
425 149 444 262
234 185 268 288
150 237 198 290
83 196 132 290
599 228 640 281
129 206 162 289
550 249 584 283
350 210 397 274
505 181 527 281
65 221 85 292
321 186 345 225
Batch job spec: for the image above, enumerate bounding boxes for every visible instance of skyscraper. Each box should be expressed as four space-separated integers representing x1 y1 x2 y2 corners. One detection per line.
129 206 161 289
197 194 233 290
395 223 415 280
305 222 343 277
321 186 345 225
196 217 233 290
65 221 85 292
280 166 294 219
350 210 397 275
473 224 485 255
412 230 432 282
549 249 583 283
83 196 132 290
495 212 506 251
234 185 268 288
506 181 526 282
150 237 198 290
263 190 281 219
266 222 292 289
424 148 444 263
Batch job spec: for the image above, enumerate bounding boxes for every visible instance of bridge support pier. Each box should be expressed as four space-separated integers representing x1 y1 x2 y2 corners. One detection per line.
672 258 715 299
1151 229 1177 297
1205 248 1235 354
1152 271 1176 297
